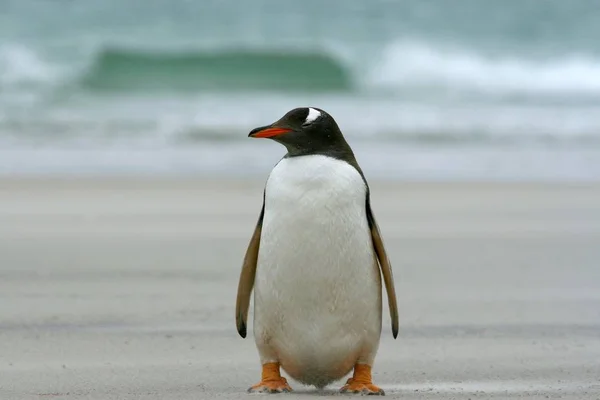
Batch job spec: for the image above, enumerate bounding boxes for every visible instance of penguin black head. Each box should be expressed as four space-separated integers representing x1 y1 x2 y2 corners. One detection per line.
248 107 354 159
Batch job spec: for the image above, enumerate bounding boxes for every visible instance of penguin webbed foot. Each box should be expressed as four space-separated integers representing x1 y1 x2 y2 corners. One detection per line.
339 380 385 395
338 364 385 396
247 378 292 394
248 362 293 394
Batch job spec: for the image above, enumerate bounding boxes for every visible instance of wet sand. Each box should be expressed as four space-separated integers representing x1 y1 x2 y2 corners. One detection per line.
1 178 599 399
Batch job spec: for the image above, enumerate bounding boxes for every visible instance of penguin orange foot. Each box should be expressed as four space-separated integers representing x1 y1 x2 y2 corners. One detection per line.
248 362 293 393
339 364 385 395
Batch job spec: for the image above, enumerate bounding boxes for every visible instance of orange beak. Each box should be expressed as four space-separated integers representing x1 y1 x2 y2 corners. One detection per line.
248 126 292 138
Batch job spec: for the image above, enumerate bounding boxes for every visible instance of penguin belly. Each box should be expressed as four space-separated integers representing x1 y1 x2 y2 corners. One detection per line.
253 155 383 388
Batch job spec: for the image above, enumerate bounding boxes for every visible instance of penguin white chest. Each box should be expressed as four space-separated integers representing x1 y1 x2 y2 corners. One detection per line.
253 155 382 386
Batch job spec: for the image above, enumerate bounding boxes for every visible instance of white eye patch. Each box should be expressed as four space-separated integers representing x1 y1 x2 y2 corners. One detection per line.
304 107 321 125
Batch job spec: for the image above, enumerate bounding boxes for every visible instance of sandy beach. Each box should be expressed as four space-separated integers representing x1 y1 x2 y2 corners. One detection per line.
1 178 599 400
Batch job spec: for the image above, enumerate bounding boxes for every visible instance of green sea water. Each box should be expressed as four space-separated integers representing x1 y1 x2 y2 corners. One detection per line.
1 0 600 180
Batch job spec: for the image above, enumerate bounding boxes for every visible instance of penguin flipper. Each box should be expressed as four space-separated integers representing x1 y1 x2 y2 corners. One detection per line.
366 195 399 339
235 199 265 338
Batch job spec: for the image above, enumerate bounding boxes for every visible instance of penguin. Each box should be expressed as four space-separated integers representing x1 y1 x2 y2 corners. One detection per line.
235 107 399 395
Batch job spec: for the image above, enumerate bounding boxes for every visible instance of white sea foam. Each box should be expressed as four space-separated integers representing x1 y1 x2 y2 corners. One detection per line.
0 44 60 87
367 41 600 97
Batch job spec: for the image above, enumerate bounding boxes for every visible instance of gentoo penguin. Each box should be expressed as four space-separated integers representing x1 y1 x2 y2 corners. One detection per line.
235 107 398 395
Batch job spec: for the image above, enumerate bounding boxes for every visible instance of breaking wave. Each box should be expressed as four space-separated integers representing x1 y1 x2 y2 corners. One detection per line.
2 42 600 99
78 47 352 92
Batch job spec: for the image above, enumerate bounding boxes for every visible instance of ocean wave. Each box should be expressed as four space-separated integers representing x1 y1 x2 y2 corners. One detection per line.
2 42 600 148
2 105 599 147
0 44 63 89
3 42 600 99
367 41 600 98
78 47 352 93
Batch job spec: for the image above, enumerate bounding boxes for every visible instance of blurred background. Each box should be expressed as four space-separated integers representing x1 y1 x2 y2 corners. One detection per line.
2 0 600 181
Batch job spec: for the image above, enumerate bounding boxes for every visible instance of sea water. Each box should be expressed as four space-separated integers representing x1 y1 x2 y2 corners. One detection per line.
1 0 599 181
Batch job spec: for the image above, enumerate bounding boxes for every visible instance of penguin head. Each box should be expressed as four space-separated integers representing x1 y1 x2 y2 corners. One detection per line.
248 107 350 157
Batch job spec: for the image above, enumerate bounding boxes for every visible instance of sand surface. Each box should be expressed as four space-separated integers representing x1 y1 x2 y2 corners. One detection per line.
1 178 599 399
